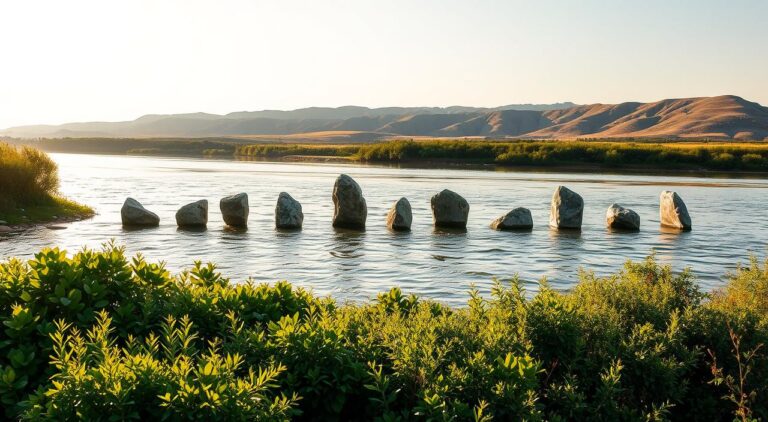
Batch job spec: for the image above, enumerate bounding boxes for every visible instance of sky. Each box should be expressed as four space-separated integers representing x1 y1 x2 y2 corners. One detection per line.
0 0 766 128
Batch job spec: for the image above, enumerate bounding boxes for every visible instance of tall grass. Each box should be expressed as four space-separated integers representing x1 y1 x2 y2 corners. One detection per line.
0 143 92 223
0 245 766 420
0 143 59 209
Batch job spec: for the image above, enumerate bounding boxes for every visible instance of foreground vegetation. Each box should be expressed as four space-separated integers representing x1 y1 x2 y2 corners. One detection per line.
0 143 92 224
237 139 768 171
0 245 766 420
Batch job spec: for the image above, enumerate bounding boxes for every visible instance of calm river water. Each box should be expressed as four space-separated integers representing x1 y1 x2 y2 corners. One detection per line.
2 153 767 305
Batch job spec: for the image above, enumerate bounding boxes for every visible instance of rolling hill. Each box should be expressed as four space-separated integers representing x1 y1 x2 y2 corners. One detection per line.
3 96 767 141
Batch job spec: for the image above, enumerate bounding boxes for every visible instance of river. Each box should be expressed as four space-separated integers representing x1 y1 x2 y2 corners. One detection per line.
1 153 766 305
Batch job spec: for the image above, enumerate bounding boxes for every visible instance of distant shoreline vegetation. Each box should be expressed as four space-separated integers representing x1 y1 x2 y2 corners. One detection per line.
8 137 768 172
0 143 92 225
237 139 768 172
7 137 243 157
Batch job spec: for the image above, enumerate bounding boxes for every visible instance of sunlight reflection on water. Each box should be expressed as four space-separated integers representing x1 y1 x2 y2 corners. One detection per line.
1 153 767 306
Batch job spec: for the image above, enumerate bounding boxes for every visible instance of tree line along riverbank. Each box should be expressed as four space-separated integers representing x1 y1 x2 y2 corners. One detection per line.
236 139 768 172
0 244 765 420
7 137 768 172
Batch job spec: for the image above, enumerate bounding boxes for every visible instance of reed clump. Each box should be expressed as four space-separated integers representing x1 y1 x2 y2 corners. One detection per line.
0 143 92 223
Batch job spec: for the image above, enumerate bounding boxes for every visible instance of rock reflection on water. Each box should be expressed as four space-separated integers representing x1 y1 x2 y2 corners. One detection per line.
1 153 767 306
330 229 366 262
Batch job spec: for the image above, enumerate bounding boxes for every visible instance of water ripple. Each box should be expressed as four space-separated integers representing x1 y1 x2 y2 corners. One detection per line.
1 153 767 306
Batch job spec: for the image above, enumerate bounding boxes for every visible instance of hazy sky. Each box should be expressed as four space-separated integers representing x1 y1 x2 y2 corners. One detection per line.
1 0 766 128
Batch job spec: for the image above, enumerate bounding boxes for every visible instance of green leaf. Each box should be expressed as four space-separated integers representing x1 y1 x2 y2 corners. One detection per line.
68 289 82 303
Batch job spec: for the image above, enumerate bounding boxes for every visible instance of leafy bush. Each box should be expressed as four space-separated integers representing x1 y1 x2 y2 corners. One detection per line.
742 153 765 168
711 152 737 169
1 245 766 420
26 313 297 421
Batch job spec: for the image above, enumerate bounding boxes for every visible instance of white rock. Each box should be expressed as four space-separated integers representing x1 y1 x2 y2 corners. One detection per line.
386 197 412 231
660 191 691 230
549 186 583 230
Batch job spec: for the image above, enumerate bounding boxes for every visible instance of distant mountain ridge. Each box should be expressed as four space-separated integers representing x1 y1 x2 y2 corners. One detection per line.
3 97 767 140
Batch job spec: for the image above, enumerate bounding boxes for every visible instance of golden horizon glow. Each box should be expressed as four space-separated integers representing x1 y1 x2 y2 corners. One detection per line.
1 0 766 128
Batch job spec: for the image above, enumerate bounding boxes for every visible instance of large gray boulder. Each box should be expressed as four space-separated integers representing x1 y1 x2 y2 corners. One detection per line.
605 203 640 231
431 189 469 228
490 207 533 230
121 198 159 227
386 197 412 231
660 191 691 230
332 174 367 229
549 186 583 230
176 200 208 228
220 193 249 228
275 192 303 229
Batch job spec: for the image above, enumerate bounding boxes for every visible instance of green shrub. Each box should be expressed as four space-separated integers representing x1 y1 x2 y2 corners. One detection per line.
1 245 766 420
711 152 737 169
24 313 297 421
741 153 766 168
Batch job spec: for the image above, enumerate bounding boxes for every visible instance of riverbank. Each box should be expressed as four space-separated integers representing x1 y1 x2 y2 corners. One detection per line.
0 143 93 229
0 195 93 228
239 153 768 178
1 244 766 420
9 137 768 174
238 139 768 172
8 137 244 156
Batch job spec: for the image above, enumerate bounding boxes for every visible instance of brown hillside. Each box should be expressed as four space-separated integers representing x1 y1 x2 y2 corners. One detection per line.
527 96 768 140
3 96 766 140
